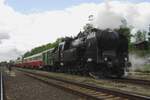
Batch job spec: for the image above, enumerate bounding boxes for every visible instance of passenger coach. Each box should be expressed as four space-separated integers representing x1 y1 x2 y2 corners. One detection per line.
17 48 54 69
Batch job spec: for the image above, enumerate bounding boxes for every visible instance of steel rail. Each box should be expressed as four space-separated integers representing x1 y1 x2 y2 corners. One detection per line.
1 69 3 100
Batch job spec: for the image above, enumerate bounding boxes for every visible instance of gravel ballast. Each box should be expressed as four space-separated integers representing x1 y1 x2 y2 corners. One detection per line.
19 68 150 96
4 68 82 100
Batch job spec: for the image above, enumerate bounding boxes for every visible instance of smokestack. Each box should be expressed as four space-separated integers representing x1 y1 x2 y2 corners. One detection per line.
88 15 94 22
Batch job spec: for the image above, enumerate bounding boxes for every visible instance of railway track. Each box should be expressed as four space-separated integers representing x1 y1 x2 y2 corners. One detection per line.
107 78 150 86
89 73 150 86
18 69 150 100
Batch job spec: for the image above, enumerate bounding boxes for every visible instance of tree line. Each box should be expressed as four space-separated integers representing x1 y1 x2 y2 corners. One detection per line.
23 38 63 57
23 27 150 58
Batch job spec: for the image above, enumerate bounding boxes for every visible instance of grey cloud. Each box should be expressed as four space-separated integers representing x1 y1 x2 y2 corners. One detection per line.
0 32 10 44
0 48 24 61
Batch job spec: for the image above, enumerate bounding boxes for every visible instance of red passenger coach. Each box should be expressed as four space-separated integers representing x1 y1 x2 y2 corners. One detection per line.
15 59 23 67
23 53 44 69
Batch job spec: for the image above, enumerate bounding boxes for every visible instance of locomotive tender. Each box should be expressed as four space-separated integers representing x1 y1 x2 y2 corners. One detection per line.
15 27 131 78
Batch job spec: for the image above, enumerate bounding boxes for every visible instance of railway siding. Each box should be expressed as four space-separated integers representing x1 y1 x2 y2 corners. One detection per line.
18 68 150 100
3 68 81 100
108 78 150 86
17 68 150 96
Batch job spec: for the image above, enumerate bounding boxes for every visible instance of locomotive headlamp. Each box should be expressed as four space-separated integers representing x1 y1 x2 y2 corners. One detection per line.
87 58 92 62
124 57 128 61
104 57 108 61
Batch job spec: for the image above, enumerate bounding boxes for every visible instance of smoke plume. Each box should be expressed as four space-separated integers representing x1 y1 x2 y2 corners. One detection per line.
92 0 124 29
129 54 146 71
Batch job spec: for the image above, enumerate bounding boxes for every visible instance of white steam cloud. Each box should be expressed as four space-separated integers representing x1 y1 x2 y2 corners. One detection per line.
0 0 150 61
129 54 146 70
93 7 124 29
92 1 150 30
92 0 124 29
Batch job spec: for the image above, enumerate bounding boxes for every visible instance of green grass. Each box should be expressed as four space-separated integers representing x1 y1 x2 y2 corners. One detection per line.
130 49 150 57
135 64 150 73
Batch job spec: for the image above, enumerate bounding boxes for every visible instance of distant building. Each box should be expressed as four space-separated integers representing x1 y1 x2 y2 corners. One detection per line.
133 40 149 50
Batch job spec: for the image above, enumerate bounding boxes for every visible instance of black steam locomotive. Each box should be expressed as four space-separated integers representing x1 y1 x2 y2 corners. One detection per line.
50 27 131 77
17 26 131 78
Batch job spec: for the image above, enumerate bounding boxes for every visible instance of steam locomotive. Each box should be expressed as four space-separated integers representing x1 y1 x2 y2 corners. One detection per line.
15 27 131 78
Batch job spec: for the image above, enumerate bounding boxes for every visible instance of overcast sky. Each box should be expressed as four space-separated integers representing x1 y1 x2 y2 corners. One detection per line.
0 0 150 61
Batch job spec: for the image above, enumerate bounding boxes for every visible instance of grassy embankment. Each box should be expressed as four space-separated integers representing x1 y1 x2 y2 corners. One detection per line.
130 48 150 73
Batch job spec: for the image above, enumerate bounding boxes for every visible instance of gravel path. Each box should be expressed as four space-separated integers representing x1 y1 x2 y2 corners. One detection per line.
4 68 82 100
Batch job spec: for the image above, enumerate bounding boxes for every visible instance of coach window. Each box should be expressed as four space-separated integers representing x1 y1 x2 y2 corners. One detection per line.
59 44 63 52
34 57 37 60
35 56 38 60
37 56 39 60
39 55 42 60
64 42 70 50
